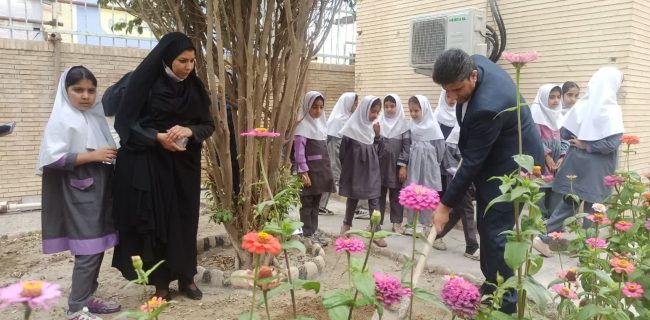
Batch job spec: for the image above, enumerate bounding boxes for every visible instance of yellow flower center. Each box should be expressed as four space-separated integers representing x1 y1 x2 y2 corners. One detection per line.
20 281 43 298
258 232 270 241
255 128 268 132
561 287 571 295
628 284 638 291
618 260 630 267
414 186 425 194
449 274 457 280
593 213 605 221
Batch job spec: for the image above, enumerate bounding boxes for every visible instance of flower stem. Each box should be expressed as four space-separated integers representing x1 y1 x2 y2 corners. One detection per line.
347 219 377 320
249 254 261 319
516 67 523 155
410 212 420 320
514 202 525 320
23 303 31 320
347 252 352 286
263 290 272 320
283 248 297 318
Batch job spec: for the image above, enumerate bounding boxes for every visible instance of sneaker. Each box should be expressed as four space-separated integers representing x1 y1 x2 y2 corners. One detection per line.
464 249 480 261
311 234 330 247
392 223 405 234
318 207 335 216
67 307 103 320
354 208 370 219
533 236 554 257
432 238 447 251
86 297 121 314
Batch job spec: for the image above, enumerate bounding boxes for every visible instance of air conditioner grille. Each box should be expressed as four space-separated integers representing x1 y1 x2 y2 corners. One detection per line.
410 17 446 67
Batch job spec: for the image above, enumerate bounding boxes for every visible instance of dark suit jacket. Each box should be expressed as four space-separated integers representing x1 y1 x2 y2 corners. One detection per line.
441 55 544 211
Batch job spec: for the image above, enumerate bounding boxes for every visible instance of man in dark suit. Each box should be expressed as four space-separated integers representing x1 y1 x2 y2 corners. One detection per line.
431 49 544 314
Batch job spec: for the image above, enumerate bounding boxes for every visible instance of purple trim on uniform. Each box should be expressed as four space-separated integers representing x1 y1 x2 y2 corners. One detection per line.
70 177 94 190
294 135 309 173
46 154 68 168
306 154 323 161
43 233 118 255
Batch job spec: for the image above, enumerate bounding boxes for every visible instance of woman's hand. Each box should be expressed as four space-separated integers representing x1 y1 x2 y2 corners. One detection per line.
301 172 312 187
545 156 556 173
373 122 380 137
555 157 564 170
399 166 407 183
157 133 185 152
92 147 117 163
167 125 193 143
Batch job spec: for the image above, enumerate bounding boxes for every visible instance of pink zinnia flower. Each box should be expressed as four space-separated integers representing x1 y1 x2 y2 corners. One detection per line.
398 184 440 211
240 127 280 138
586 213 611 225
645 218 650 231
0 280 61 310
557 268 578 282
622 282 644 298
501 51 539 68
585 238 607 249
441 275 481 319
334 237 365 254
591 203 608 213
548 232 563 240
610 257 635 274
373 272 411 308
615 220 634 232
552 284 578 299
604 175 625 187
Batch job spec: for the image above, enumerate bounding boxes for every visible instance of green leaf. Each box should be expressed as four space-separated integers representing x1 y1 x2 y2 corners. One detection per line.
326 305 350 320
345 230 372 239
576 304 605 320
297 279 321 294
527 254 544 276
322 289 354 309
504 239 530 270
282 240 306 254
412 288 450 313
564 193 580 204
237 313 258 320
263 222 284 236
494 106 518 119
401 259 414 282
373 230 401 240
143 260 165 278
264 282 293 301
510 186 528 201
485 193 512 214
352 271 376 301
522 276 548 312
513 154 534 172
282 219 304 235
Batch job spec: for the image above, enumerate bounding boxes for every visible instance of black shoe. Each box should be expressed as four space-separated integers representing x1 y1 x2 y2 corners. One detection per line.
179 282 203 300
153 289 173 301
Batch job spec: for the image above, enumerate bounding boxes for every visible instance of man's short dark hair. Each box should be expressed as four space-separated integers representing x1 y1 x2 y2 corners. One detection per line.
432 49 476 85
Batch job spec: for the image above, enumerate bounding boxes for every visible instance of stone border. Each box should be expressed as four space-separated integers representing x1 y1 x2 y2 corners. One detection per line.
193 233 328 289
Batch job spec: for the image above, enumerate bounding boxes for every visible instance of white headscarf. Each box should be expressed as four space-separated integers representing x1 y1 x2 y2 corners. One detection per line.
339 95 378 144
409 95 445 142
295 91 327 140
446 124 461 145
433 89 458 128
531 84 564 131
326 92 357 138
562 66 624 141
378 93 409 139
37 67 116 175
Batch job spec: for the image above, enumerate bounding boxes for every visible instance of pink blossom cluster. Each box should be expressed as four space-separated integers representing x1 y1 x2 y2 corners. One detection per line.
501 51 539 67
604 175 625 187
240 128 280 138
398 184 440 211
552 284 578 299
441 275 481 319
585 238 607 249
373 272 411 308
334 237 365 254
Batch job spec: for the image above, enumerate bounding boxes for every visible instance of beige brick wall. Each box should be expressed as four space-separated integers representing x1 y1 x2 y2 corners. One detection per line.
0 39 354 202
355 0 649 172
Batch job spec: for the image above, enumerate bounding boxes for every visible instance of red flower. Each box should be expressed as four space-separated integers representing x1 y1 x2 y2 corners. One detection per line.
242 231 282 255
621 135 640 145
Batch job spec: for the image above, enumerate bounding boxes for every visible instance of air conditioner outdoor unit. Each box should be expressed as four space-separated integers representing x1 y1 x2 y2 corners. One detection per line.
409 8 487 71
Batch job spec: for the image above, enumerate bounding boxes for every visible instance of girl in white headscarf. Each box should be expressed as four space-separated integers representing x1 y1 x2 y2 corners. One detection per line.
404 95 446 235
293 91 335 246
561 81 581 115
530 84 565 218
534 66 624 257
376 94 410 239
320 92 358 214
37 66 120 318
338 96 382 236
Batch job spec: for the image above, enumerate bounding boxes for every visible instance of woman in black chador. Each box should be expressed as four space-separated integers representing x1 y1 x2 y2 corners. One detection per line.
112 32 215 300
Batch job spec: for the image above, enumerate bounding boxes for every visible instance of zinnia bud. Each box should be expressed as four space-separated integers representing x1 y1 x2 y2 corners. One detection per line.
532 165 542 177
371 210 381 226
131 256 143 270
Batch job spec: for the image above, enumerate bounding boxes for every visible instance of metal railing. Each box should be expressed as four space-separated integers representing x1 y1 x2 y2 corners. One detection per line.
0 0 356 64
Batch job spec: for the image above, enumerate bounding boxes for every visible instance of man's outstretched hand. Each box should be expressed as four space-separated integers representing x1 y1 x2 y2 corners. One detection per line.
432 203 451 234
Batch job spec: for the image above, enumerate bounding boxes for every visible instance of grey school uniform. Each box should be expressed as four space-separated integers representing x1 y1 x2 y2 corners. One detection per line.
378 131 410 224
543 129 622 238
319 135 343 209
339 136 381 227
405 139 446 226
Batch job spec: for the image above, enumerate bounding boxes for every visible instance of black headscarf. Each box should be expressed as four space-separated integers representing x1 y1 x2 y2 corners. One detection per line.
115 32 210 145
